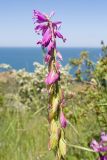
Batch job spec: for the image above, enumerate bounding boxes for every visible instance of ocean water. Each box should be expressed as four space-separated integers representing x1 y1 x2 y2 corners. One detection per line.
0 47 101 72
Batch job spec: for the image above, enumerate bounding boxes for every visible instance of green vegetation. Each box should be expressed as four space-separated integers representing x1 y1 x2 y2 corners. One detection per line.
0 46 107 159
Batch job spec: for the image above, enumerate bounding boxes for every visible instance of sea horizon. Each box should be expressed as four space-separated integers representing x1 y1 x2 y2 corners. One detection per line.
0 47 102 72
0 46 101 49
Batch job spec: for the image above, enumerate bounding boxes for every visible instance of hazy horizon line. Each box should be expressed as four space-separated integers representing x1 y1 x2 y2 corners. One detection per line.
0 46 101 48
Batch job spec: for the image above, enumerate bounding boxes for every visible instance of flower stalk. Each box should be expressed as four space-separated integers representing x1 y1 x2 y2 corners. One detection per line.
33 10 67 159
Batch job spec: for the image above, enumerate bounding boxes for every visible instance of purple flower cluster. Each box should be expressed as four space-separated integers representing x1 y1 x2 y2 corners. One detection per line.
33 10 66 87
33 10 65 84
33 10 67 129
90 132 107 160
33 11 65 49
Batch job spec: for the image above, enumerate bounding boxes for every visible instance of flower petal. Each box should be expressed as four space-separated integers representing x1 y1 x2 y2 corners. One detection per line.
60 112 67 128
101 132 107 142
47 41 55 52
54 31 66 42
57 51 63 61
44 54 51 63
35 24 48 33
100 146 107 152
49 11 55 18
42 28 52 47
33 10 48 23
99 155 107 160
53 21 62 29
37 40 42 45
45 70 60 85
90 139 101 152
55 61 61 70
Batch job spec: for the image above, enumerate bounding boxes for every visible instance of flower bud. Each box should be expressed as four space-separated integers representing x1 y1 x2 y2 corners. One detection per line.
60 112 67 128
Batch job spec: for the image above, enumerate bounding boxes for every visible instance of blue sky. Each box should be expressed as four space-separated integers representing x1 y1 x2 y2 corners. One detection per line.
0 0 107 47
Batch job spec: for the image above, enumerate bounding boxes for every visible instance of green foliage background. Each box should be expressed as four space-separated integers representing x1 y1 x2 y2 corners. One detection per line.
0 47 107 160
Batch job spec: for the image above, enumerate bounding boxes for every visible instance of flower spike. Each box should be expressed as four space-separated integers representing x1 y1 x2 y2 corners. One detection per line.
33 10 67 160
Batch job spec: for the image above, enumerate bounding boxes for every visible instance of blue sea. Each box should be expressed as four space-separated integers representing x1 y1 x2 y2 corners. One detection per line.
0 47 102 72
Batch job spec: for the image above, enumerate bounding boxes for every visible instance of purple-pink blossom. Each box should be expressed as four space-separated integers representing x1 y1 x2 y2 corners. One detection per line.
55 61 61 70
90 139 101 152
90 139 107 152
33 10 48 23
42 28 52 47
101 132 107 142
33 10 66 49
49 11 55 18
52 21 62 29
99 155 107 160
33 10 67 157
54 31 66 42
44 54 51 63
35 24 48 35
57 51 63 61
47 41 55 52
33 10 66 86
45 70 60 85
60 112 67 128
90 132 107 160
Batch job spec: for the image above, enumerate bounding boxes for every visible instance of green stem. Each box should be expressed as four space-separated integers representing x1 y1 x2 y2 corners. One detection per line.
66 142 95 153
32 106 46 117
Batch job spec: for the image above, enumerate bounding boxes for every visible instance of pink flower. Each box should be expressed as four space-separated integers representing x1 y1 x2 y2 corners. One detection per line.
33 10 66 50
42 28 52 47
57 51 63 61
54 31 66 42
44 54 51 63
35 24 48 35
101 147 107 152
45 70 60 85
37 40 42 45
33 10 48 23
90 132 107 153
49 11 55 18
90 139 102 152
47 41 55 52
99 155 107 160
90 139 107 152
52 21 62 29
60 112 67 128
55 61 61 70
101 132 107 142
